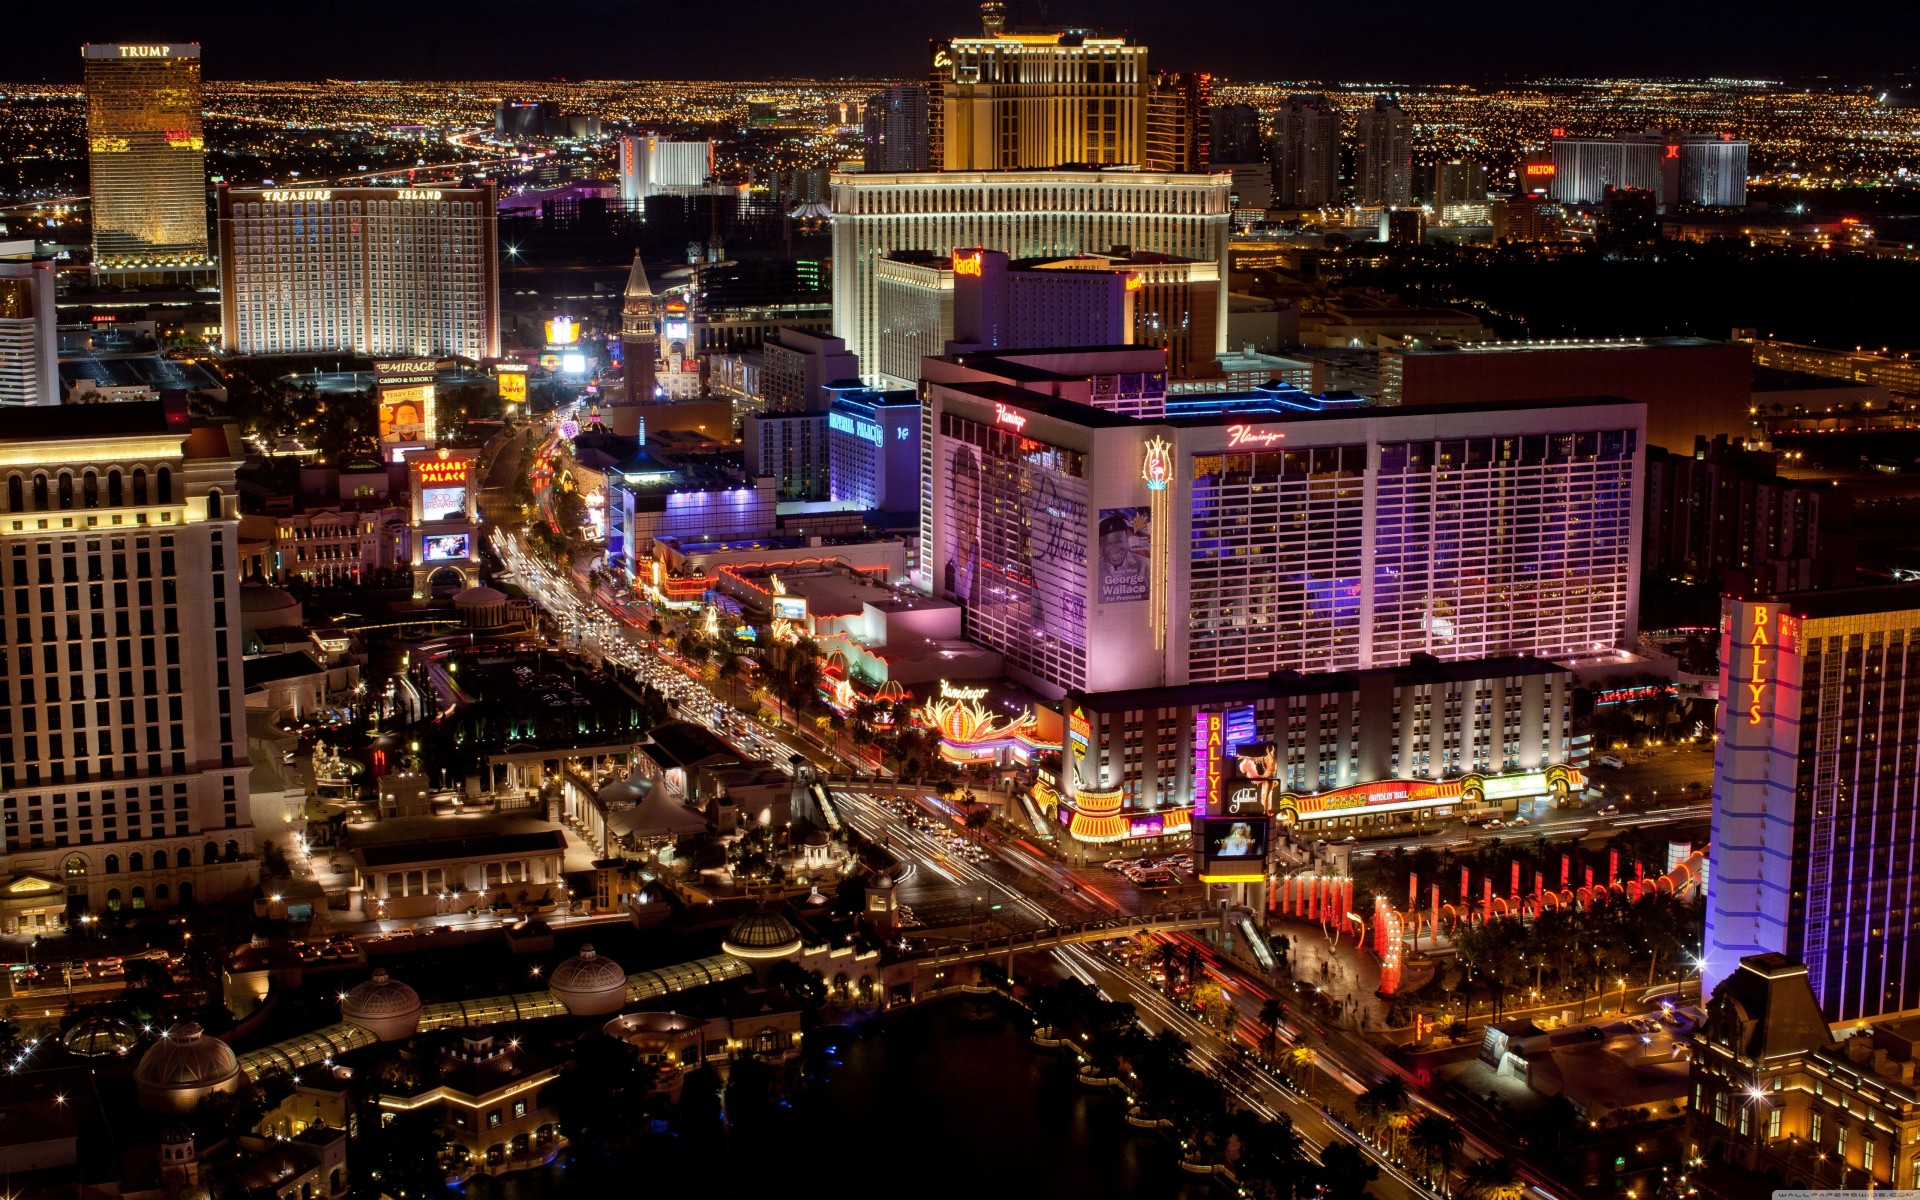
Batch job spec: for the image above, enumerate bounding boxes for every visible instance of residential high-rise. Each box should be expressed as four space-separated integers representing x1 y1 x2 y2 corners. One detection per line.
1208 103 1263 165
862 86 930 174
617 137 715 203
82 43 211 280
1354 95 1413 207
217 184 501 361
919 346 1645 696
1706 586 1920 1024
831 170 1231 382
937 30 1149 169
0 258 58 407
1270 95 1341 208
0 402 259 914
619 253 658 404
1436 159 1487 208
1144 71 1211 173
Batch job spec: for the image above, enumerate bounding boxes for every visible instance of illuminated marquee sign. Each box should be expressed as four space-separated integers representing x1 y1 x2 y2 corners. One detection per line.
392 190 443 201
415 458 471 486
1124 273 1144 292
1141 436 1171 491
545 316 580 346
1225 425 1285 449
1068 706 1091 776
939 680 989 702
953 251 984 277
1193 711 1224 819
1746 604 1771 726
1524 163 1557 177
375 359 437 383
829 412 885 448
994 403 1028 432
264 189 335 204
1593 683 1679 706
119 45 176 57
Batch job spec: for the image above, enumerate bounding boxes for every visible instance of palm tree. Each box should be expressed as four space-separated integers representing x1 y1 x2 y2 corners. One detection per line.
1356 1078 1411 1158
1460 1157 1525 1200
1232 1110 1307 1200
1258 997 1286 1064
1409 1113 1466 1194
1156 940 1182 994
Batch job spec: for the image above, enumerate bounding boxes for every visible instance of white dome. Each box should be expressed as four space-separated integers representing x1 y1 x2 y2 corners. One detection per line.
135 1022 241 1113
341 968 422 1041
548 944 628 1016
455 585 507 606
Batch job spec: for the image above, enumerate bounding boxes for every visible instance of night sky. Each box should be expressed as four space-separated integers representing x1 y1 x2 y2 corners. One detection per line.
4 0 1917 83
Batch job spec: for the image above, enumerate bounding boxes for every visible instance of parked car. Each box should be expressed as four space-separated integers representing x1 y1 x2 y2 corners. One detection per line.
1597 754 1625 769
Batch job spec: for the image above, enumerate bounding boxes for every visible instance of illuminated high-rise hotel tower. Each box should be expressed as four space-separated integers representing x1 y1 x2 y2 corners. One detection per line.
82 43 212 281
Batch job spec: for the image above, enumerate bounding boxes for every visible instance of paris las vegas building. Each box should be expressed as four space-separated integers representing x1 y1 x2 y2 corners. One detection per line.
917 347 1637 864
218 184 501 361
0 402 258 926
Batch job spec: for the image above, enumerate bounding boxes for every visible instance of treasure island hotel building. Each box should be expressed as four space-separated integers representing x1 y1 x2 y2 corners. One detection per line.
0 402 258 925
219 184 501 361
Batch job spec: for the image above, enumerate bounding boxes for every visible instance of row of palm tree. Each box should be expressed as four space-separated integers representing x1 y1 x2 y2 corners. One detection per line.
1351 1076 1525 1200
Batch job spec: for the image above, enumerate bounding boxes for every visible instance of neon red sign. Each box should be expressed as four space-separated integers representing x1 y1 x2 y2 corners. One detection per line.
953 251 983 277
993 402 1027 432
1665 144 1681 160
416 459 471 485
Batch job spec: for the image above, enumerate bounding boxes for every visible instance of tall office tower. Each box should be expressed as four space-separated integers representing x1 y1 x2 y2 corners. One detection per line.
0 259 58 407
617 136 715 203
862 86 930 174
1436 159 1487 208
938 29 1149 169
919 348 1644 695
1705 587 1920 1023
1270 94 1341 208
831 170 1230 382
217 184 501 361
620 253 658 404
1208 103 1263 165
1144 71 1212 173
1354 95 1413 207
0 402 259 914
82 43 211 280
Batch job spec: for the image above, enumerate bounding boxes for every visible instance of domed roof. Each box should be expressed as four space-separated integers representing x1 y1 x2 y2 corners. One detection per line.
341 968 422 1037
62 1013 140 1058
548 944 628 1016
722 906 803 960
135 1022 241 1109
455 585 507 606
239 582 300 613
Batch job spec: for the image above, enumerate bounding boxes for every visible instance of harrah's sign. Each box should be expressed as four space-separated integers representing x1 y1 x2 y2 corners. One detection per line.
1225 424 1285 449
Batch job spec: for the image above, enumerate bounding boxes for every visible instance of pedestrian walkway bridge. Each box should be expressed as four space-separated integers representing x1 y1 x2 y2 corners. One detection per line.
912 909 1224 969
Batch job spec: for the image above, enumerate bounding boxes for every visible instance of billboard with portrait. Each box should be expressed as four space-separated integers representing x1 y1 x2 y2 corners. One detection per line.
1097 507 1149 604
772 596 808 622
422 533 470 562
378 386 431 441
1201 817 1269 878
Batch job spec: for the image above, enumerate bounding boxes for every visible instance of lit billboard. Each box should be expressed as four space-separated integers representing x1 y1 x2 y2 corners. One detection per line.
422 533 470 562
1199 816 1269 882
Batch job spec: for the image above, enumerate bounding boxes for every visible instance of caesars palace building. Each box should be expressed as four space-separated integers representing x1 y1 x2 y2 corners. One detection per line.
917 348 1642 851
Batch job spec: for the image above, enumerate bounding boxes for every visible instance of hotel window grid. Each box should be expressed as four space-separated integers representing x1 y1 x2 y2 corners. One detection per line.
1372 431 1636 669
1187 444 1367 682
937 412 1089 690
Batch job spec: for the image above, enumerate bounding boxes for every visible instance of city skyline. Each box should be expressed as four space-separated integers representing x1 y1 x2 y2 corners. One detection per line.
3 0 1917 83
